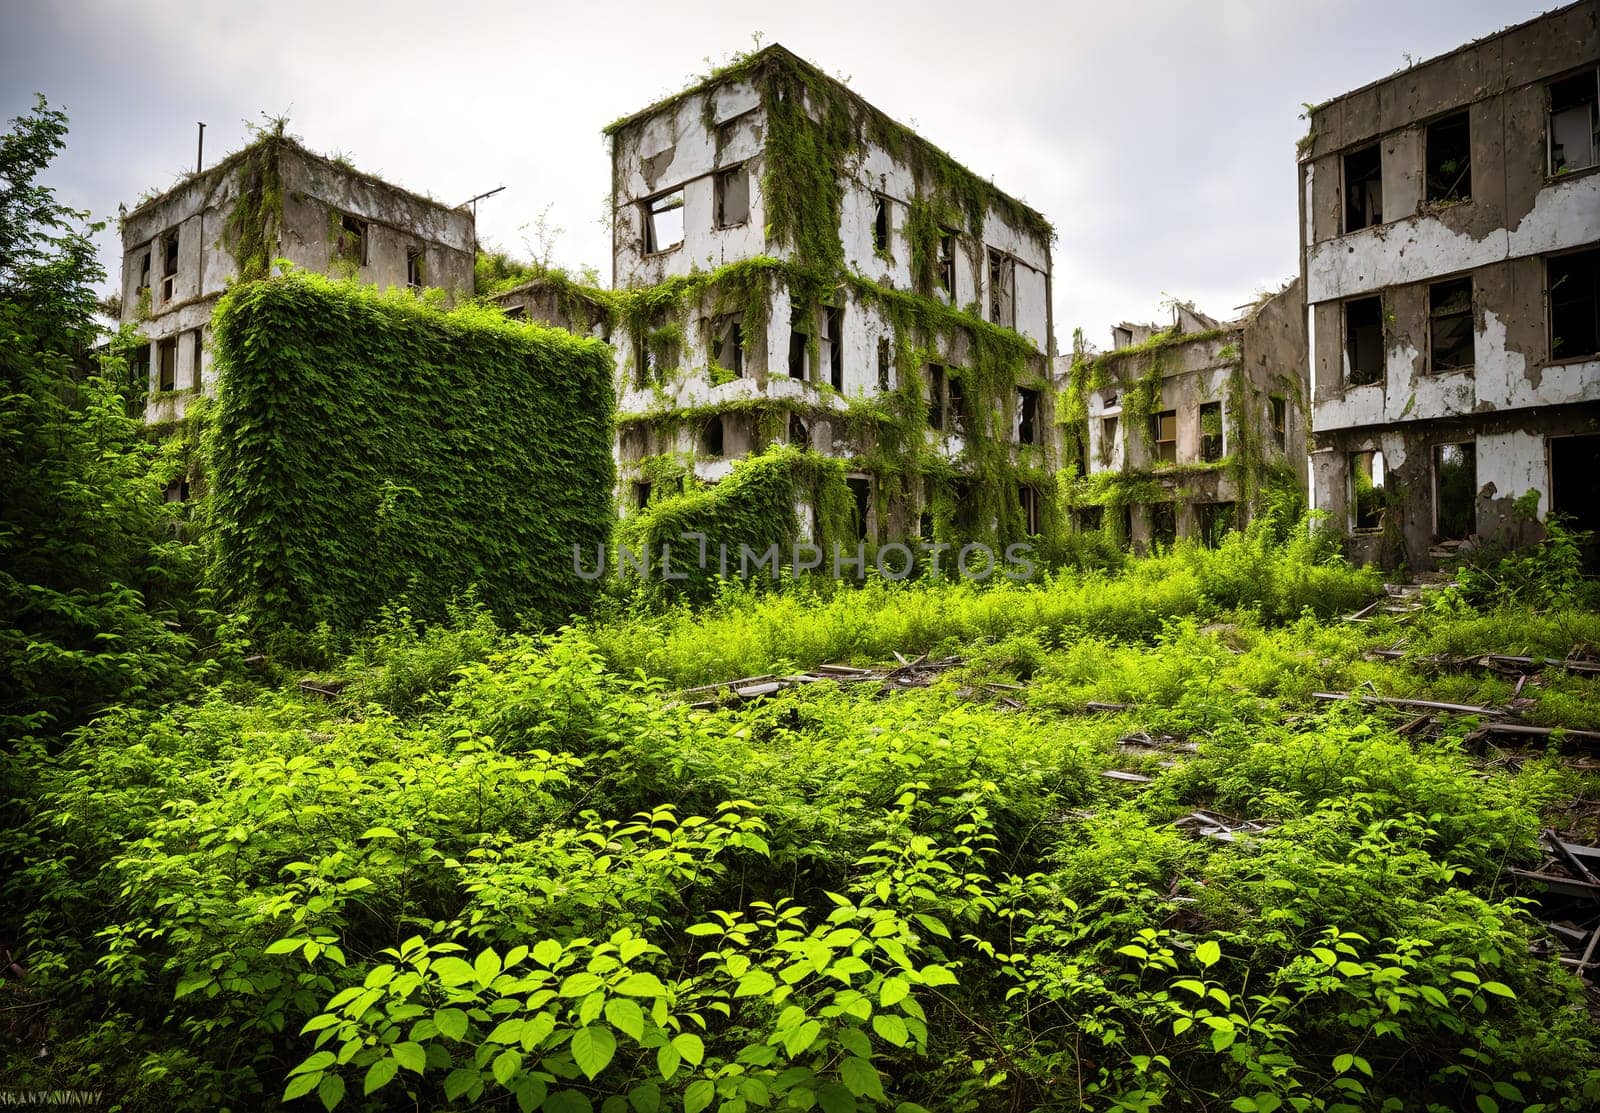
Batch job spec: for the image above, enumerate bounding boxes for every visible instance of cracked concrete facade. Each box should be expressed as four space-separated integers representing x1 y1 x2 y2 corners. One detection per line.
1301 0 1600 568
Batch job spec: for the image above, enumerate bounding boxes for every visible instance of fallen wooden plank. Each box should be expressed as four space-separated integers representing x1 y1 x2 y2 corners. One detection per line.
1100 769 1155 783
1311 691 1502 716
1477 722 1600 743
1086 701 1134 713
1511 867 1600 901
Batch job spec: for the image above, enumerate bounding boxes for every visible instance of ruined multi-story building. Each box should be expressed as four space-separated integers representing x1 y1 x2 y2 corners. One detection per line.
1059 282 1308 550
569 45 1056 545
1300 0 1600 567
119 128 475 425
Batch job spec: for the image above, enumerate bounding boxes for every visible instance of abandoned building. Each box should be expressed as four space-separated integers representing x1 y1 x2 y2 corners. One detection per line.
1059 283 1308 550
1301 0 1600 567
119 131 475 426
508 45 1057 545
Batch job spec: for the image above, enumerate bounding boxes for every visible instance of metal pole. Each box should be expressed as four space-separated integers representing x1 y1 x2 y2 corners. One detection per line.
196 122 206 173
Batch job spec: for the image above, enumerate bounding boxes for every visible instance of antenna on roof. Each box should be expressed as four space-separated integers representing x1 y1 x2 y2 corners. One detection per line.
461 185 506 221
196 122 206 173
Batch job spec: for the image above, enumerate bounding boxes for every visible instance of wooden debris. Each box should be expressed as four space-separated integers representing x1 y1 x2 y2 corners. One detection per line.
1172 810 1269 843
297 678 346 699
1100 770 1155 784
1086 700 1135 713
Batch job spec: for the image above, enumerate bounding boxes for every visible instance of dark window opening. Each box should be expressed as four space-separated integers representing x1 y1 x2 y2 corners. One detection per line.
823 306 843 390
1074 506 1103 533
1343 143 1383 232
948 374 967 434
633 481 652 509
1351 449 1387 533
1425 112 1471 204
1434 442 1477 541
164 478 191 504
987 248 1015 328
642 190 684 254
136 249 151 299
1017 388 1040 445
1198 502 1236 548
1150 503 1177 549
1151 409 1177 464
1073 422 1089 477
1100 415 1119 466
406 247 423 289
872 195 891 255
920 478 935 541
700 416 724 457
1345 295 1384 386
1117 505 1133 547
715 314 744 377
876 336 892 391
788 306 809 379
633 329 654 389
127 343 151 401
620 427 648 461
927 365 946 429
715 166 749 228
190 329 203 390
160 232 178 302
337 214 368 267
1428 277 1474 372
1550 249 1600 361
936 231 956 296
1549 70 1599 175
1019 486 1040 536
789 414 810 449
157 337 177 392
847 476 871 541
1552 434 1600 570
1270 396 1287 452
1199 401 1224 462
503 304 527 321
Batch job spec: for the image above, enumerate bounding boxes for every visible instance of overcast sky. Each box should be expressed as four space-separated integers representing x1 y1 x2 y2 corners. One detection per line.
3 0 1548 349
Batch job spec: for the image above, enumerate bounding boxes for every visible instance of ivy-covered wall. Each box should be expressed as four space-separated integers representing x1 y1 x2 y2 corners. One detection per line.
209 272 615 632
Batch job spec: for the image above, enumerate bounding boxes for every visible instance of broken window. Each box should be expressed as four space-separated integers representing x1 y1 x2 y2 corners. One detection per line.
1150 409 1177 464
1100 415 1119 466
1073 422 1089 477
1344 295 1384 386
503 304 527 321
1549 70 1599 175
406 247 423 289
1551 435 1600 568
1019 485 1040 536
788 305 809 379
1150 503 1177 549
936 231 956 297
1434 442 1477 541
1550 248 1600 361
1017 388 1040 445
1198 502 1236 548
789 413 810 449
136 248 151 299
190 328 203 390
715 166 749 228
872 195 891 255
127 343 150 401
927 364 946 429
337 214 368 267
1199 401 1224 462
1351 449 1387 532
987 248 1015 328
164 477 191 504
1343 142 1383 232
700 416 724 457
160 232 178 303
947 373 966 434
157 337 177 392
1425 111 1471 204
714 314 744 377
1270 396 1287 451
1117 505 1133 547
632 328 654 389
1428 277 1474 372
876 336 892 391
1074 506 1103 533
847 476 871 541
822 306 843 390
633 481 652 509
642 189 684 254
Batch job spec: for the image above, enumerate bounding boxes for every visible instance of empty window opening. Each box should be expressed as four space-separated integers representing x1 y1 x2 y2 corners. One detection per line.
1425 112 1471 204
927 364 946 429
1434 442 1477 541
1344 295 1384 386
1199 401 1224 462
948 373 967 434
633 329 656 389
1428 277 1474 372
642 189 684 254
157 337 177 392
337 214 368 267
189 328 203 390
920 478 935 541
788 306 809 379
872 195 891 255
128 343 150 398
1551 434 1600 570
700 416 724 457
1017 388 1040 445
406 247 423 289
847 476 871 541
936 230 956 296
715 166 749 228
1269 396 1287 452
1343 142 1383 232
503 304 527 321
136 249 151 298
1151 410 1177 464
633 481 652 509
1198 502 1236 548
987 248 1015 329
1550 248 1600 361
1073 422 1089 477
823 306 843 390
620 426 648 461
1150 503 1177 549
164 478 191 504
1351 450 1387 533
1074 506 1103 533
1099 415 1119 466
789 414 810 449
1019 485 1041 536
715 314 744 377
1117 505 1133 547
876 336 892 391
1549 70 1599 175
160 232 178 302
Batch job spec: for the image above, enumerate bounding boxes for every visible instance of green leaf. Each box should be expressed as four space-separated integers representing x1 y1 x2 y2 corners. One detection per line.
784 1019 821 1059
684 1080 715 1113
879 976 909 1007
817 1082 857 1113
391 1041 426 1075
872 1014 908 1047
532 939 563 967
1474 1095 1499 1113
615 971 667 997
430 956 477 986
840 1057 884 1101
1333 1053 1353 1074
1211 1028 1236 1052
435 1007 469 1041
475 948 502 986
918 964 958 987
317 1073 345 1111
284 1073 320 1102
656 1042 681 1080
1231 1099 1258 1113
488 1019 526 1045
1195 940 1221 968
628 1081 662 1113
492 1047 521 1087
735 970 777 998
561 972 604 997
672 1031 705 1067
572 1025 617 1080
363 1058 398 1096
443 1068 479 1102
605 997 645 1041
1480 981 1515 999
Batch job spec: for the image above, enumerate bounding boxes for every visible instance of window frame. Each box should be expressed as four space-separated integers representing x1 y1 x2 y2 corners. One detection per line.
1150 409 1178 465
1432 441 1478 541
1426 275 1475 374
714 165 750 229
1424 110 1472 205
1343 294 1385 387
1342 141 1384 233
1547 68 1600 177
1548 246 1600 364
641 188 685 255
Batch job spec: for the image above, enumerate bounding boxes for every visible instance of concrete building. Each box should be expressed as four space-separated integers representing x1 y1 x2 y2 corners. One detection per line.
119 130 475 426
1060 282 1308 550
1300 0 1600 567
581 45 1056 544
